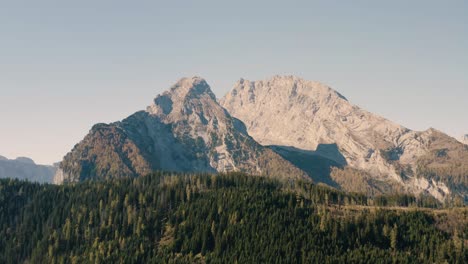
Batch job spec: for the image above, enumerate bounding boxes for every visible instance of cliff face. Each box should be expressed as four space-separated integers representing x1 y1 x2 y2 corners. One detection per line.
53 75 467 201
55 77 307 184
221 75 467 200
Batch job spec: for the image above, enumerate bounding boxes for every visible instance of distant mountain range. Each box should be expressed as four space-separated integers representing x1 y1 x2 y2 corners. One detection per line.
54 76 467 202
0 156 56 183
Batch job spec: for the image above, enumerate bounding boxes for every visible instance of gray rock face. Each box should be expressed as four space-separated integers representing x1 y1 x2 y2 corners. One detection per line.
54 77 307 184
0 156 56 183
53 75 467 201
221 75 467 200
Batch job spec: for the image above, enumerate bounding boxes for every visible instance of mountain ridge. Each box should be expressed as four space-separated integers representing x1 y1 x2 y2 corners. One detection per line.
221 75 467 201
0 156 56 183
54 77 307 183
54 75 467 202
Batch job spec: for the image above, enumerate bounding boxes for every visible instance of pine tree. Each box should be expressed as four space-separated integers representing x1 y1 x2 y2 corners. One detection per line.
390 224 398 251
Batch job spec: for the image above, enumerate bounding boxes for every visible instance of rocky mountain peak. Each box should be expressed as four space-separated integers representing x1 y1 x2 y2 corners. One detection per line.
55 77 308 184
222 75 403 153
426 127 440 133
222 76 467 201
147 76 218 119
53 75 466 202
229 75 348 105
168 76 215 100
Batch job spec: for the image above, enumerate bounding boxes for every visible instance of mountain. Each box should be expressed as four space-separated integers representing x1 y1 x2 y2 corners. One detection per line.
0 156 56 183
54 77 307 184
221 75 467 200
14 157 35 164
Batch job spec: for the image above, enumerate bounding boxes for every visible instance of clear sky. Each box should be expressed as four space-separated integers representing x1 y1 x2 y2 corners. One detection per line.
1 0 467 165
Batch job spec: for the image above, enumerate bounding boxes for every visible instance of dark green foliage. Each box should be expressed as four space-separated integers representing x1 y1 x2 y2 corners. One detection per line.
0 173 466 263
381 147 404 161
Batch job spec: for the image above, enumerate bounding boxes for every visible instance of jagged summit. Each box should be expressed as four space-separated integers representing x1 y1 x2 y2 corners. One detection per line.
55 77 307 183
222 75 405 154
222 76 467 201
166 76 215 100
147 76 217 118
54 75 466 202
231 75 348 103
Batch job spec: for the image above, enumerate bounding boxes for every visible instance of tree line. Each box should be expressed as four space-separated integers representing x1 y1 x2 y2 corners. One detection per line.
0 172 466 263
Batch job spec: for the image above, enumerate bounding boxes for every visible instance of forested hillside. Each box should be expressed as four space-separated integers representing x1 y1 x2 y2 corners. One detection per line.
0 173 466 263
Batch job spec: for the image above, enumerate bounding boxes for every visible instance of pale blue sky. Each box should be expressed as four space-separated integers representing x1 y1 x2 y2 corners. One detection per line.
1 0 467 164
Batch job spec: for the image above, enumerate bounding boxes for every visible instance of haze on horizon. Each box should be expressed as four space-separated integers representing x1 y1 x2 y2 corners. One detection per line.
1 1 467 165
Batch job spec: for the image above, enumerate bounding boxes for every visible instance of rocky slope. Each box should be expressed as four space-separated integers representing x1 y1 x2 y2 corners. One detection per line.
221 75 467 200
0 156 56 183
54 77 307 184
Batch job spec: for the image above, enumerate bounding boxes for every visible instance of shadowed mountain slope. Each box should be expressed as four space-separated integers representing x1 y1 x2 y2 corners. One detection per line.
54 77 307 183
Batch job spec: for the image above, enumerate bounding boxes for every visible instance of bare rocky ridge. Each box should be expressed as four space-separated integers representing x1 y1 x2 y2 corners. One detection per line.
54 77 307 184
54 75 467 202
0 156 56 183
221 75 467 201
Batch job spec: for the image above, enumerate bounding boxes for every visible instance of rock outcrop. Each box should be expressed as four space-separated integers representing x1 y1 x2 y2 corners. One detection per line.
221 75 467 200
54 77 307 184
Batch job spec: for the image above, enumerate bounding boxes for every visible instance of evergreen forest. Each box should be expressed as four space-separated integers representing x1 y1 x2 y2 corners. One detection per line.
0 172 466 263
